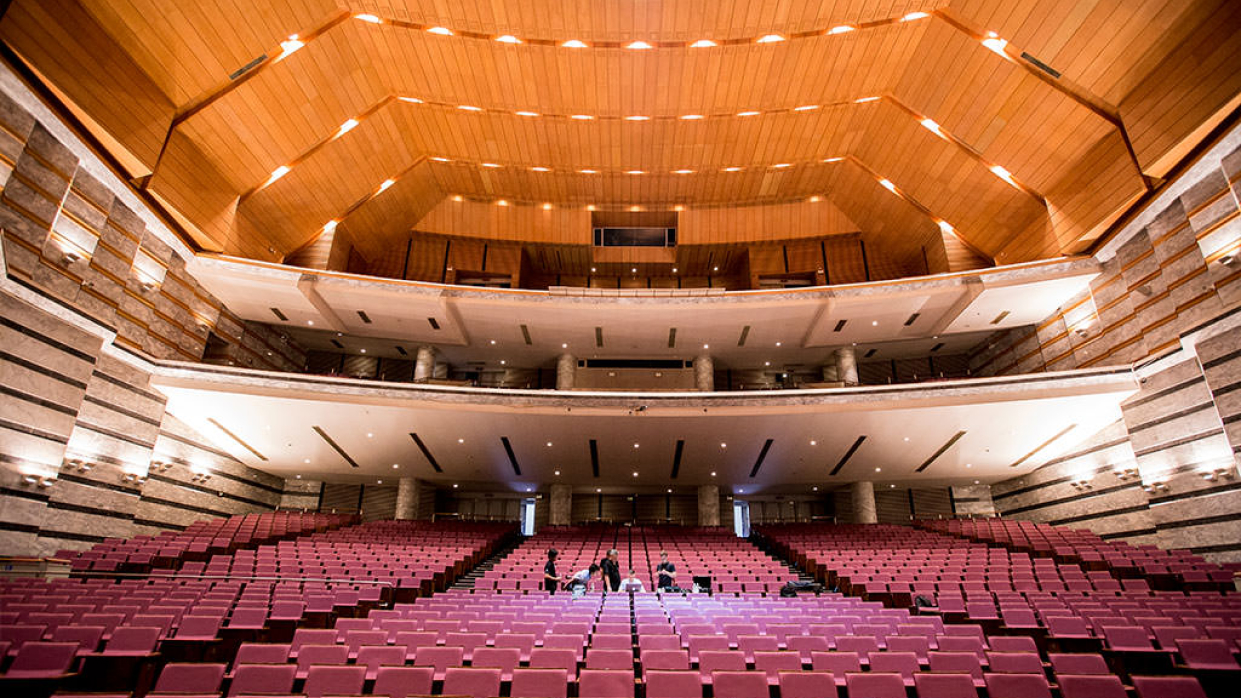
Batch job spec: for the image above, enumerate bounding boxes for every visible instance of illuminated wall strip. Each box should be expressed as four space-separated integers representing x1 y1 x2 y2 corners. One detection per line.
407 94 866 122
418 156 847 177
351 10 934 50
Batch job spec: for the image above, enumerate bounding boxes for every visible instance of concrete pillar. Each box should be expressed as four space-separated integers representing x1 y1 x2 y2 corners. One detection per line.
694 354 715 391
698 484 721 526
851 481 877 524
396 477 420 520
550 483 573 525
821 362 840 382
556 353 576 390
414 346 435 382
835 346 859 385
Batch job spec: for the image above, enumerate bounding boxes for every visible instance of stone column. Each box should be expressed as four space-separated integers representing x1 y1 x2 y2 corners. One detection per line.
550 483 573 525
851 481 877 524
835 346 859 385
698 484 721 526
556 353 576 390
395 477 419 520
821 362 840 382
694 354 715 391
414 346 435 382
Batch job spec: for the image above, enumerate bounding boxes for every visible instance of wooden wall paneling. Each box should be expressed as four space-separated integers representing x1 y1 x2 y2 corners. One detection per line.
413 198 591 245
678 198 859 245
447 238 486 276
342 160 445 260
823 236 868 284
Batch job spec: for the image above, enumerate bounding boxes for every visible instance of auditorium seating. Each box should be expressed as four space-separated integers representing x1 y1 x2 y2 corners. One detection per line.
1 518 1236 698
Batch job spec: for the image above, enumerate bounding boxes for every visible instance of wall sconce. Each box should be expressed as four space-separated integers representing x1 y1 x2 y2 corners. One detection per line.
49 225 95 267
65 458 93 472
150 459 174 473
1113 465 1140 481
1201 466 1235 482
121 470 148 484
1069 475 1093 490
21 474 55 488
1142 479 1169 493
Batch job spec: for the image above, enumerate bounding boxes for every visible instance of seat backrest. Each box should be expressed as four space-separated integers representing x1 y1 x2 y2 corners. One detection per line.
105 626 160 653
7 642 78 675
835 635 880 658
356 645 406 671
918 672 985 698
645 670 702 698
712 670 769 698
780 670 837 698
372 666 434 698
303 664 366 698
232 642 290 667
812 650 862 679
846 672 907 698
412 644 464 671
511 667 569 698
227 663 296 697
1104 625 1152 650
530 647 578 678
578 668 634 698
1131 676 1209 698
698 649 746 677
1176 639 1239 668
1058 674 1128 698
443 667 503 698
290 628 338 654
754 650 802 679
639 634 680 652
928 651 983 679
586 648 633 670
473 646 521 673
984 673 1054 698
50 625 104 653
1048 653 1109 675
987 651 1044 674
987 636 1038 653
297 643 348 671
641 649 690 674
592 633 633 650
153 663 226 693
870 651 920 679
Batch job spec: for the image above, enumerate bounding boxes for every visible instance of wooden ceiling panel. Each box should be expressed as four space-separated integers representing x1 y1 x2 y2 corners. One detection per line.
361 0 946 43
79 0 340 106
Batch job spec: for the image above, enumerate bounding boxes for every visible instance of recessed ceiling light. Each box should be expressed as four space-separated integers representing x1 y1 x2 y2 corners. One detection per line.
681 114 705 120
500 360 506 364
306 320 314 326
458 438 465 443
562 343 568 348
794 105 819 112
890 484 896 488
562 39 589 48
452 194 463 202
458 104 482 112
772 163 791 168
631 267 638 273
871 320 878 326
596 488 602 493
516 111 540 117
453 483 459 488
690 39 716 48
427 26 453 35
531 166 550 172
555 470 561 475
829 25 855 34
323 220 338 233
376 479 382 484
266 165 291 185
809 195 821 203
360 348 366 354
712 266 719 272
399 96 423 103
632 471 639 477
711 471 717 476
591 267 597 272
667 488 673 493
625 115 650 121
810 440 817 446
303 458 310 464
878 179 897 193
496 200 508 207
920 118 943 136
813 486 819 491
481 162 501 168
723 166 742 172
974 480 980 484
966 463 972 468
495 34 521 44
672 267 678 272
626 40 653 50
354 14 382 24
938 220 955 234
431 156 451 162
338 119 359 134
982 34 1008 55
579 169 598 174
902 11 930 21
756 34 785 43
490 340 496 345
626 170 645 175
990 165 1019 187
823 157 844 163
904 437 910 441
765 361 770 366
547 441 553 447
875 467 882 472
392 463 399 468
720 443 727 448
854 96 880 103
737 110 760 117
586 205 596 211
673 169 694 174
571 114 593 120
703 343 709 349
633 443 640 448
542 203 553 210
378 179 395 192
296 474 302 479
776 342 782 346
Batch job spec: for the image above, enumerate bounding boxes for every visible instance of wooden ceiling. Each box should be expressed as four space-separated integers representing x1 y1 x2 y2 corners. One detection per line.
2 0 1238 270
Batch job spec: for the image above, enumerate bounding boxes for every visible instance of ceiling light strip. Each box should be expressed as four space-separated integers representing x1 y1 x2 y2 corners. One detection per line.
207 418 269 461
426 157 846 178
312 425 360 468
399 94 862 123
670 440 684 479
749 439 775 478
914 430 967 473
408 432 443 472
354 10 934 50
883 97 1046 202
1008 424 1077 468
500 436 522 476
829 436 867 476
589 439 600 478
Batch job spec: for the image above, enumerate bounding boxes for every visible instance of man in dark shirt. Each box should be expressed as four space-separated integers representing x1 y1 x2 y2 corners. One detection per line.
543 548 562 593
600 549 622 592
656 550 677 590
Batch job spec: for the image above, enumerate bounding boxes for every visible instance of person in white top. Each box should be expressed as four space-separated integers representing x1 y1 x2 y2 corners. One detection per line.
619 569 646 593
567 564 599 595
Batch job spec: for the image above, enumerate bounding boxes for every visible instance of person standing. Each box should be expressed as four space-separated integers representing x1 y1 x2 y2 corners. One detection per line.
655 551 677 590
600 549 622 592
567 564 600 597
543 548 563 594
